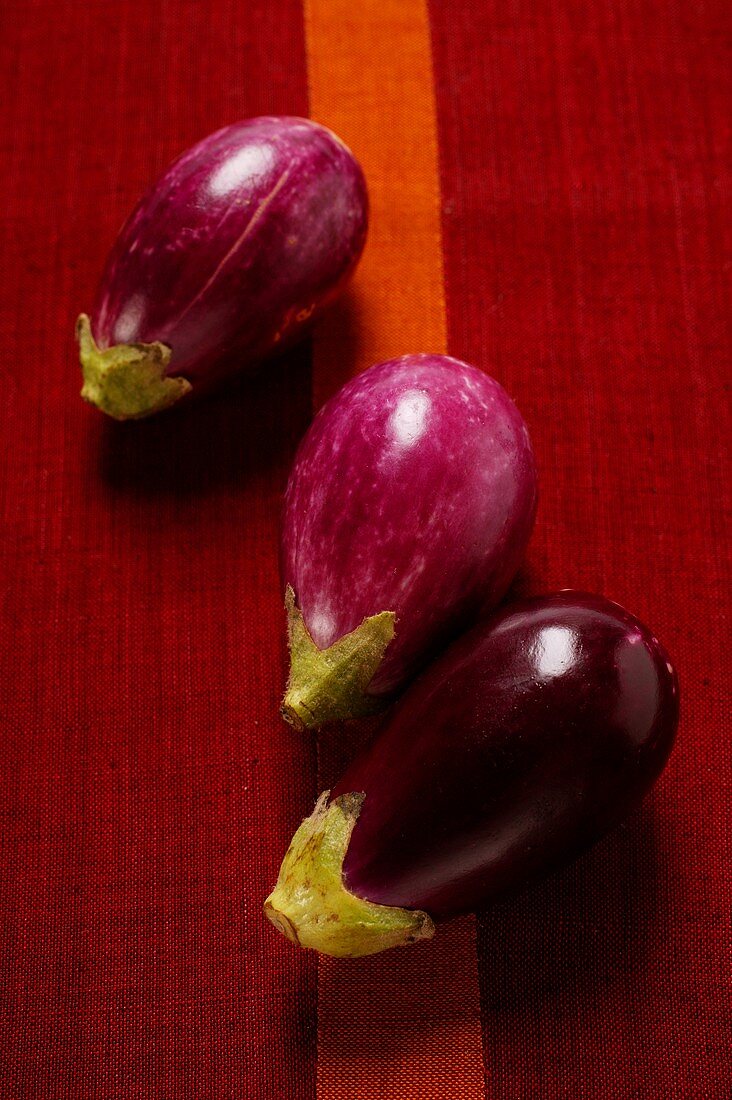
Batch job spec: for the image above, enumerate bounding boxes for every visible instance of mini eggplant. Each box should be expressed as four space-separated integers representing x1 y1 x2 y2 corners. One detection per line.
281 354 537 728
77 117 367 420
266 593 679 957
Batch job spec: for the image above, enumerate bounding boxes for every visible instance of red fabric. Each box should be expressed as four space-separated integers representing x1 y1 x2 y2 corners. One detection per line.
0 0 729 1097
0 2 317 1097
430 0 730 1095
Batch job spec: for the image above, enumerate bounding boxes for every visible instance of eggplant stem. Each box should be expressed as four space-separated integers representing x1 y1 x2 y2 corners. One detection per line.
264 791 434 958
281 586 395 729
76 314 191 421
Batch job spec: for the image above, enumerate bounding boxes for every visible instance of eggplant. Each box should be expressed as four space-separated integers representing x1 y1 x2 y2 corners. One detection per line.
77 117 367 420
266 593 679 957
281 354 537 729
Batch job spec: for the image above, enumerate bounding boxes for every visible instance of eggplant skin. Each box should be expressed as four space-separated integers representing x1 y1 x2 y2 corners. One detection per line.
282 354 537 714
333 592 679 921
87 116 367 395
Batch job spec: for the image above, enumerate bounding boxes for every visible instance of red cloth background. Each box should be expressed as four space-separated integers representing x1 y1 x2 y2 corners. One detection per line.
0 1 729 1098
429 2 731 1095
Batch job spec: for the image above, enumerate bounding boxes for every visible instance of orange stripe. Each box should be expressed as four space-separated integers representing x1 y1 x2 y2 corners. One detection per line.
304 1 486 1097
305 0 447 408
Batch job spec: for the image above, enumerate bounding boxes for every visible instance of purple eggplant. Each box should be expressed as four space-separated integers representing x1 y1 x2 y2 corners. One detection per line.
265 593 679 957
281 354 537 728
77 117 367 420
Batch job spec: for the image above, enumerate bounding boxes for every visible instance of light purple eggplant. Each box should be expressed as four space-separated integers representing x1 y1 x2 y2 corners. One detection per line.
77 117 367 420
280 354 537 728
265 593 679 958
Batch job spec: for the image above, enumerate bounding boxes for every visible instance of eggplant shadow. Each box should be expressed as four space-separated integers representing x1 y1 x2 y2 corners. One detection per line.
95 343 312 499
476 800 667 1083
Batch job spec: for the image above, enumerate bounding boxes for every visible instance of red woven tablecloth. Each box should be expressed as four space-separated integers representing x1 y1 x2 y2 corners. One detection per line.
1 1 729 1097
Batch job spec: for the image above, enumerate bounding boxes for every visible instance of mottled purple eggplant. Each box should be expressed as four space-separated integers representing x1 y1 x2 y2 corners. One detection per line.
280 354 537 728
77 117 367 420
265 593 679 957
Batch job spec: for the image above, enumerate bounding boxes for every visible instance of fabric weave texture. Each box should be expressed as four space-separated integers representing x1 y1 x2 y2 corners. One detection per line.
0 0 729 1097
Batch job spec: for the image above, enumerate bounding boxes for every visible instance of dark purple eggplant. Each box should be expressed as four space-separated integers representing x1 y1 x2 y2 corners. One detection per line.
77 117 367 419
281 354 537 729
265 593 679 957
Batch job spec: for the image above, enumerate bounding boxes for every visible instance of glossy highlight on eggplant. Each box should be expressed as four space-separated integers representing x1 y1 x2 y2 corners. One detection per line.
77 117 367 420
266 593 679 957
281 354 537 728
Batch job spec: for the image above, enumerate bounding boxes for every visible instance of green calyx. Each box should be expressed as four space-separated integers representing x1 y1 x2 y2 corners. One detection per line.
281 586 396 730
264 791 434 958
76 313 192 420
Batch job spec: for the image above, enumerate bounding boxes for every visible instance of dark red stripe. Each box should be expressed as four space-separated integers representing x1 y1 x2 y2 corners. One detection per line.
0 3 315 1097
429 0 729 1095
